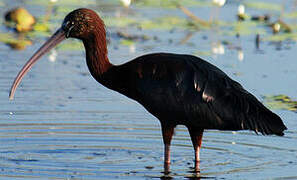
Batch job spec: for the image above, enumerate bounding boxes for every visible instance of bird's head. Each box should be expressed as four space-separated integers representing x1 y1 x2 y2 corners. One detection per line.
9 8 104 100
62 8 104 40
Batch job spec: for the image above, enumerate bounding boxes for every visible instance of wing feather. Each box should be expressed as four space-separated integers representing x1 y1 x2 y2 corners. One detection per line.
128 53 287 135
184 56 287 135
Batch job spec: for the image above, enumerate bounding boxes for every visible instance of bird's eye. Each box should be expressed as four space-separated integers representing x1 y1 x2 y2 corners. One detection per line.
62 21 70 30
62 20 76 38
66 25 75 38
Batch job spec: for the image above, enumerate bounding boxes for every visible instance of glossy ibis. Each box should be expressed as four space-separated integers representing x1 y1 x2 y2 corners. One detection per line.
9 8 287 173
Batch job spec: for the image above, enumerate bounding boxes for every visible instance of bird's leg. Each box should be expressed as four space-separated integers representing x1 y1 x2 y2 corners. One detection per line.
161 124 175 174
187 127 204 172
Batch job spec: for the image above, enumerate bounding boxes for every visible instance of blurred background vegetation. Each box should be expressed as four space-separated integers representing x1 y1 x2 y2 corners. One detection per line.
1 0 296 50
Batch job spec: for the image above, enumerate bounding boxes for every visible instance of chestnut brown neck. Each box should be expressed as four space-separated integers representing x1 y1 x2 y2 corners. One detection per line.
82 20 112 81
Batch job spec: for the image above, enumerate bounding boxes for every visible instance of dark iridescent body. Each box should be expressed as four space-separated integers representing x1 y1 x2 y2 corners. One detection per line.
9 8 287 173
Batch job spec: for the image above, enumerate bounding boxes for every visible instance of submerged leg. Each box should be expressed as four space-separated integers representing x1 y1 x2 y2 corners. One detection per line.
161 124 175 174
187 127 204 172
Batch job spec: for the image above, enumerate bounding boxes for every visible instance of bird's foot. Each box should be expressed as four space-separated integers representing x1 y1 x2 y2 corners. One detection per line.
163 162 171 175
188 168 201 174
194 161 201 173
188 161 200 174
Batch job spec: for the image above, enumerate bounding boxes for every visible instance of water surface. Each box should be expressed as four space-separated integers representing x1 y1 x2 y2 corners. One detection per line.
0 0 297 179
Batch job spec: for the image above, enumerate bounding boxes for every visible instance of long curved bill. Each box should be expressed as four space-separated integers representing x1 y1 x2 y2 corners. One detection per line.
9 28 66 100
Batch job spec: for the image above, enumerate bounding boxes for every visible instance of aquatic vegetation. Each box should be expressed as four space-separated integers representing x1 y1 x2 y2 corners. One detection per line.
193 50 212 57
139 16 198 30
263 95 297 112
5 7 36 32
212 0 226 7
56 39 83 51
284 11 297 19
6 40 32 50
116 31 149 41
27 0 96 6
104 16 138 28
272 22 281 34
0 33 32 50
277 20 292 33
218 19 295 43
120 0 131 8
120 39 134 46
104 15 200 31
220 21 266 36
250 15 270 22
233 21 263 35
178 5 210 27
244 1 282 12
237 4 250 21
264 32 297 42
33 23 51 33
135 0 210 8
0 0 296 53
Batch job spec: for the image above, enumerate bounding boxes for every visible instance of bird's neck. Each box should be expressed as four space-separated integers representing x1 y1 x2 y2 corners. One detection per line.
83 30 113 82
82 26 129 96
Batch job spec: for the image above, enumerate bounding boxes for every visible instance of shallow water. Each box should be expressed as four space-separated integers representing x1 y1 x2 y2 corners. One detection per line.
0 0 297 179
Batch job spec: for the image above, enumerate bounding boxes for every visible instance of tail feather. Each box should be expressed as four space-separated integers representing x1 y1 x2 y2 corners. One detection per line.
214 91 287 136
200 76 287 136
243 94 287 136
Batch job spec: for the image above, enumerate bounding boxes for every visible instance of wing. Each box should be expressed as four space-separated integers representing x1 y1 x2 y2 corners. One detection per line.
187 58 287 136
125 53 287 135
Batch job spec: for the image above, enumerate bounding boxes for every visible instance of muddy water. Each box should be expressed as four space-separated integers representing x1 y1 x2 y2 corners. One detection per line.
0 0 297 179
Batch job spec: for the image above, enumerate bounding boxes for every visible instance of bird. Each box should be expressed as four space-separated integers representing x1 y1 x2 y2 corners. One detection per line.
9 8 287 174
